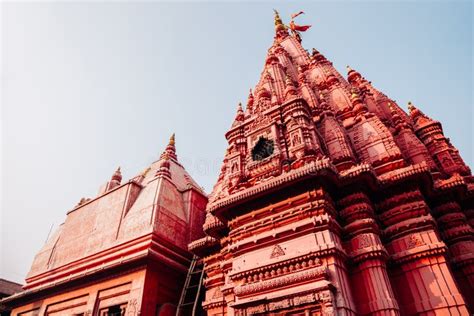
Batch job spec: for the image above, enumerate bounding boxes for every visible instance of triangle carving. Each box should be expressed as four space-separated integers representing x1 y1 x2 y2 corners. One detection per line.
270 244 285 259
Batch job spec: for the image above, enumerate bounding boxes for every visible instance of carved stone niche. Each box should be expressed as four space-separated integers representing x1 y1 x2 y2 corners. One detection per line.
246 126 283 179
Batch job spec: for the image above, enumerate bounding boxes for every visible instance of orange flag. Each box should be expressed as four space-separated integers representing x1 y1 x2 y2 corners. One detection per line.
290 20 311 32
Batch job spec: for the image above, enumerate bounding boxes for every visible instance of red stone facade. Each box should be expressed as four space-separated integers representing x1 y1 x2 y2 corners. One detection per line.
1 11 473 316
189 12 474 316
1 136 207 315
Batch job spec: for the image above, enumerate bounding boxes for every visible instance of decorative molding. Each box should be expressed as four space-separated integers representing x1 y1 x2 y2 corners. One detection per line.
234 266 328 296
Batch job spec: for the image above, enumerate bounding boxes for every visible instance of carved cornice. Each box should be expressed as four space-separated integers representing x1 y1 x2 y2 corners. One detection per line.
188 236 219 257
378 200 428 227
348 245 388 264
208 158 337 213
203 213 226 237
441 224 474 242
378 189 424 212
234 265 328 296
202 298 227 310
343 218 379 237
228 214 342 255
229 199 333 242
209 161 437 219
23 233 186 290
229 251 323 281
434 173 466 192
382 215 436 241
378 162 430 185
390 241 446 264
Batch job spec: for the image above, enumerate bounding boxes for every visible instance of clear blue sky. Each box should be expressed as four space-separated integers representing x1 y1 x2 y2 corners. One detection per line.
1 1 472 283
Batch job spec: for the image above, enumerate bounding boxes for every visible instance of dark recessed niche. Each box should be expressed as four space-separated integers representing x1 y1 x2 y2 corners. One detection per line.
251 137 274 161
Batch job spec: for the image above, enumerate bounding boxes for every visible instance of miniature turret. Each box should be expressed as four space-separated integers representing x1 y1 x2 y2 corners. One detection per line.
109 167 122 189
246 89 254 115
408 102 470 176
388 103 438 171
231 102 245 127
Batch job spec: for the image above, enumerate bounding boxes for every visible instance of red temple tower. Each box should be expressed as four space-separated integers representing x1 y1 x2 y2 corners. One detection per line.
189 11 474 316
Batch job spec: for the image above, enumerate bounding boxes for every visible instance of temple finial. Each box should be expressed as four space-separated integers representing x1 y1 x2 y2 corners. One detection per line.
105 165 122 191
236 102 244 117
247 89 254 113
346 65 362 84
112 166 122 183
274 9 283 26
232 102 245 127
161 133 177 161
273 9 287 34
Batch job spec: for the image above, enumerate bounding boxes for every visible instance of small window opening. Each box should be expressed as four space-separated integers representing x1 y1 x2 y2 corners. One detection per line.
252 137 274 161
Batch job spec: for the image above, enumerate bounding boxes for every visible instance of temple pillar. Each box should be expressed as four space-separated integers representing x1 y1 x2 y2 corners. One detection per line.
202 252 228 316
431 199 474 310
377 186 469 315
338 191 399 315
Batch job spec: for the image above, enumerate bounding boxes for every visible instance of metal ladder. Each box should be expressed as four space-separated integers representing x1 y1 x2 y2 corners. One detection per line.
176 255 205 316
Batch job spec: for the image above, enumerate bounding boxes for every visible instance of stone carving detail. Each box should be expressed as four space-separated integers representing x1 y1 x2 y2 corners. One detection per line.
293 293 315 306
127 299 138 315
235 291 327 316
212 287 223 299
247 304 266 315
270 244 285 258
358 234 371 249
268 298 291 311
235 266 327 295
233 252 323 283
407 234 424 249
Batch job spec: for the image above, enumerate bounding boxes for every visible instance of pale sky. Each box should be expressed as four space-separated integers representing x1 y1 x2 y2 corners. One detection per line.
1 1 472 284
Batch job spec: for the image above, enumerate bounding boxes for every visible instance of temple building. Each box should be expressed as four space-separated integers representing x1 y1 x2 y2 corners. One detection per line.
0 136 208 315
188 11 474 316
1 10 473 316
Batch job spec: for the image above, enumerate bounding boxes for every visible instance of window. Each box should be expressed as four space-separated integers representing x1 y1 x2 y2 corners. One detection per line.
99 304 127 316
252 137 274 161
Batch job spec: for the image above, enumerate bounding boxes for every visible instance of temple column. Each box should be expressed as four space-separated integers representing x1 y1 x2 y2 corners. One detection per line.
461 198 474 228
377 186 469 315
338 190 399 315
431 198 474 310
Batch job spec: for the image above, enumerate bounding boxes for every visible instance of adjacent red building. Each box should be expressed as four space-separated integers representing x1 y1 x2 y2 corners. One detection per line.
1 136 207 315
1 10 473 316
189 11 474 316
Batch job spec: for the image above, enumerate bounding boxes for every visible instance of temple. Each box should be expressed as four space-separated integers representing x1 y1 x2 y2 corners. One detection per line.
1 10 473 316
0 135 208 315
188 11 474 316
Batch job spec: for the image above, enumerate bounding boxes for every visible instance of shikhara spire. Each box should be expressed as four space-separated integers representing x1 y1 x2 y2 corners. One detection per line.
190 11 474 316
207 9 470 199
